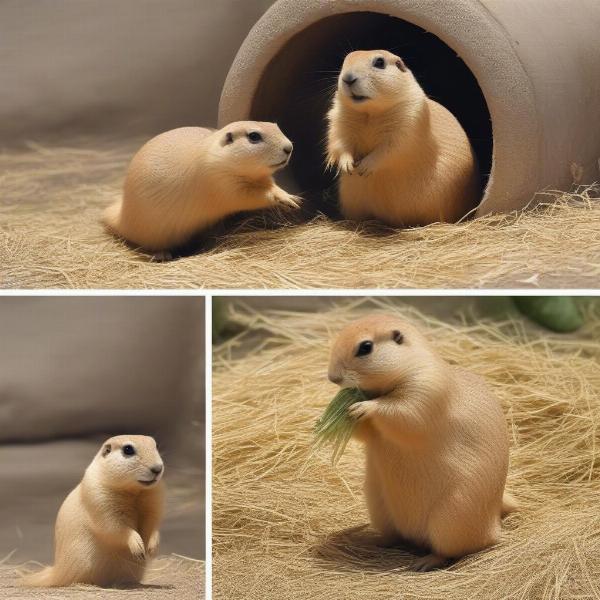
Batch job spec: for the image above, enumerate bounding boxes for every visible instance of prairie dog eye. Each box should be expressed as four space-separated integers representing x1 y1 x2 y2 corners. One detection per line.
372 57 386 69
122 444 136 457
247 131 263 144
356 340 373 357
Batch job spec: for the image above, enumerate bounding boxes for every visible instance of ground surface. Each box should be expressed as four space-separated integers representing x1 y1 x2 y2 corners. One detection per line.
0 557 204 600
2 139 599 289
213 298 600 600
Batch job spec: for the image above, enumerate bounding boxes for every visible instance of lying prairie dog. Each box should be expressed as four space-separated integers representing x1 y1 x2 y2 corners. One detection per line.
104 122 300 253
328 314 515 571
326 50 479 226
22 435 165 587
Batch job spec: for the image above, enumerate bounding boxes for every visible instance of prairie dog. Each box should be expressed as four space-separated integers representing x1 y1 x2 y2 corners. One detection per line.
326 50 479 226
22 435 165 587
104 122 300 252
328 314 514 571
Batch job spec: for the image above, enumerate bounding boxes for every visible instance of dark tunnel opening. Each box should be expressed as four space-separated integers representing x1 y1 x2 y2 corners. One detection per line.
251 12 493 216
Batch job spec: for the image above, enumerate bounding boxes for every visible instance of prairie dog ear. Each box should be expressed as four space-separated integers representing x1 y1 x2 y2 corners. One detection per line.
221 131 234 146
395 58 407 72
392 330 404 344
102 443 112 457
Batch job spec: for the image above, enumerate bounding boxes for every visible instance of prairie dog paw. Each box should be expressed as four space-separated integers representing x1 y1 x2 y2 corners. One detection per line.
274 191 302 210
338 153 355 175
348 400 376 421
151 250 173 262
412 553 448 572
355 159 373 177
147 531 160 557
128 531 146 560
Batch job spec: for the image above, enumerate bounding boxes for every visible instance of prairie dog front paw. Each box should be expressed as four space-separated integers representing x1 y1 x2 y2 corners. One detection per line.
128 531 146 560
273 190 302 209
338 153 355 175
348 400 376 421
355 158 374 177
147 531 160 557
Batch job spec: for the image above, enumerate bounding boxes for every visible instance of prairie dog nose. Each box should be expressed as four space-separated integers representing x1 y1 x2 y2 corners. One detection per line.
150 464 163 475
342 73 358 86
328 372 343 385
283 143 293 155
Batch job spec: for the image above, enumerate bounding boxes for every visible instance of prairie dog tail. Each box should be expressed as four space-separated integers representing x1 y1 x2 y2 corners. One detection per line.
502 492 519 516
102 201 122 233
21 566 59 587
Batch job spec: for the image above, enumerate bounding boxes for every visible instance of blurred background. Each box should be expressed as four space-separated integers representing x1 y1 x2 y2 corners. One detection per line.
214 296 596 343
0 0 273 146
0 296 205 563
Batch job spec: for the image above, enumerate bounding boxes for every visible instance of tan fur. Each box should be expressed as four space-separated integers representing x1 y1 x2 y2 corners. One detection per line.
22 435 165 588
103 122 300 251
326 50 479 226
328 314 512 571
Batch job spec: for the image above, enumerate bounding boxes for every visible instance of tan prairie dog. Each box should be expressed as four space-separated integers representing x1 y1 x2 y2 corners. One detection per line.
22 435 165 588
103 122 300 252
326 50 479 226
328 314 515 571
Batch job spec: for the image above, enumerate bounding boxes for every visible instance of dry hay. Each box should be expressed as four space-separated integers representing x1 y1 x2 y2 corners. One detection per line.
1 140 599 289
0 555 204 599
213 298 600 600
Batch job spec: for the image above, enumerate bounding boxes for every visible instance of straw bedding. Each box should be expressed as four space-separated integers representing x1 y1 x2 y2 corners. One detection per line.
213 298 600 600
0 556 204 599
1 140 599 289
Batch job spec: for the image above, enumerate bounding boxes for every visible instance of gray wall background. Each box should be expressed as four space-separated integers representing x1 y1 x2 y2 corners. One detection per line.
0 0 273 145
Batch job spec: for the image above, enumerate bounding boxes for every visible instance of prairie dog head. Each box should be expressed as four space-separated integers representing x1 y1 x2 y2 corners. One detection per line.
92 435 164 491
216 121 293 177
337 50 422 113
328 314 444 397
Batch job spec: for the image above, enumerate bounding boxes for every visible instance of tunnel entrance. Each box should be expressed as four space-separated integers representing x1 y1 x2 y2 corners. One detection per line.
251 11 493 215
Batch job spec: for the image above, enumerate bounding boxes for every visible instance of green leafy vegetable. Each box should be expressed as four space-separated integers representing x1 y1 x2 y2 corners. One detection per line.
314 387 366 465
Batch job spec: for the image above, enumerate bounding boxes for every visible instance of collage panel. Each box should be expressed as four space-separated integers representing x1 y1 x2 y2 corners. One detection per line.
1 1 598 289
212 295 600 599
0 296 205 599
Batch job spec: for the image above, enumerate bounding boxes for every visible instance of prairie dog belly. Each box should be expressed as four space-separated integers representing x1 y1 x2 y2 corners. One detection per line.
338 100 479 226
340 164 435 227
366 442 443 544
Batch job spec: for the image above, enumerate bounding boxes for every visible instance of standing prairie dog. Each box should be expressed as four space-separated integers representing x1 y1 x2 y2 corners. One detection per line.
22 435 165 588
103 122 300 252
328 314 515 571
326 50 479 225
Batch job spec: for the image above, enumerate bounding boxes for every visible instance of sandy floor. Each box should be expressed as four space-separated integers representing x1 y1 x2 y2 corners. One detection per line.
0 557 204 599
1 138 599 289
